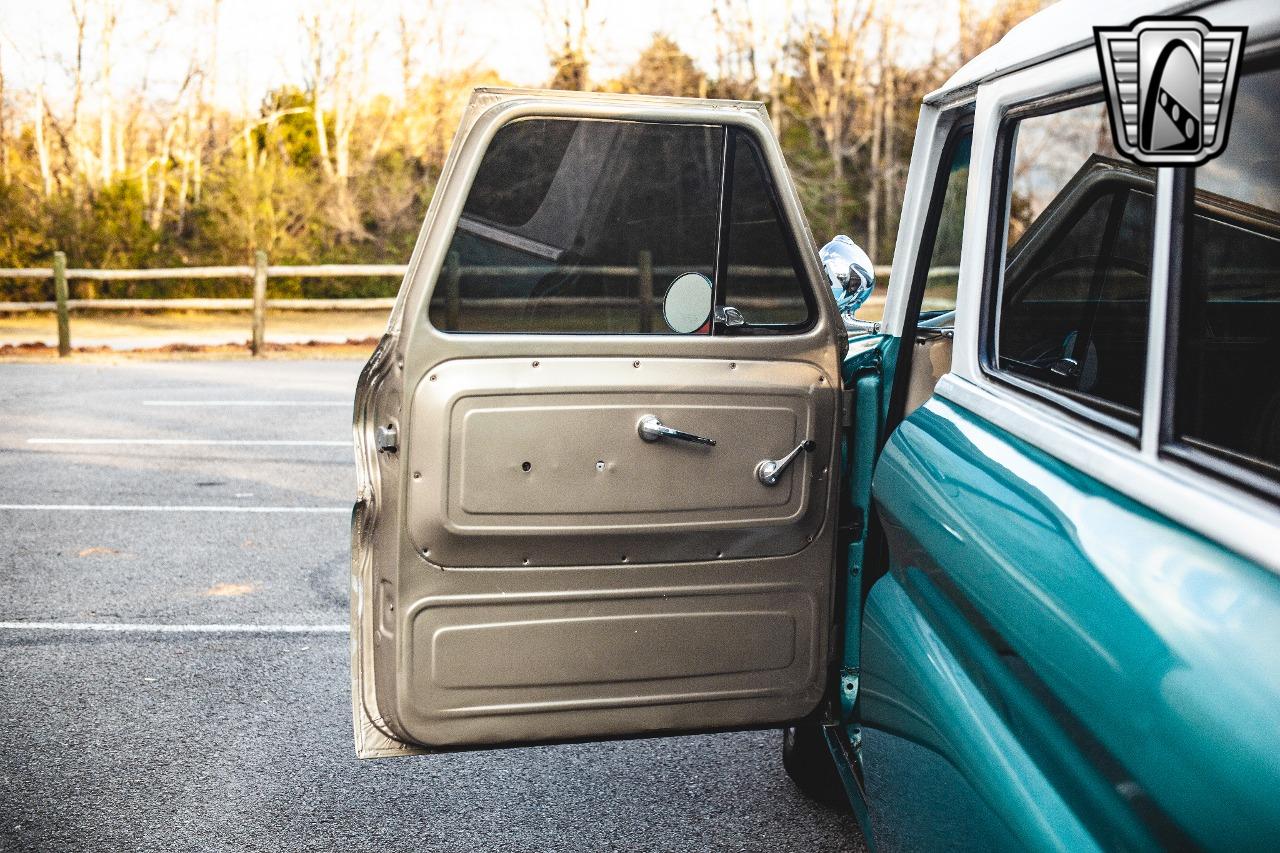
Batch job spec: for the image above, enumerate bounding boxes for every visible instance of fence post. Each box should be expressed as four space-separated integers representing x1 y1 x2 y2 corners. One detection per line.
251 250 268 356
443 251 462 329
637 250 654 332
53 251 70 357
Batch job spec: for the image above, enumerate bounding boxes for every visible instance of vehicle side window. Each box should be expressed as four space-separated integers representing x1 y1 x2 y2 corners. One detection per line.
896 126 972 418
427 118 812 335
920 132 971 320
719 137 809 327
992 102 1156 425
1174 63 1280 482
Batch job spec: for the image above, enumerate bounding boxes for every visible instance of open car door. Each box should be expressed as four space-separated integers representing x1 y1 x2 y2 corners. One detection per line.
352 89 849 757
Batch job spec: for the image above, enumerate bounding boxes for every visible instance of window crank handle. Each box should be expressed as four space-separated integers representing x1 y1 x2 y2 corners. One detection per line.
756 439 816 486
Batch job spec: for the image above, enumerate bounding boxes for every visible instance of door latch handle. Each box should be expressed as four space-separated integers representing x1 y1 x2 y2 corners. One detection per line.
637 415 716 446
756 439 816 486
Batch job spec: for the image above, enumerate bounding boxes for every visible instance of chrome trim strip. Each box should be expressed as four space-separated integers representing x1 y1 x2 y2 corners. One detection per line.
1141 169 1176 457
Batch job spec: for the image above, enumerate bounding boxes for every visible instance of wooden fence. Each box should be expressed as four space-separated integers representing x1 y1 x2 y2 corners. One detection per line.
0 251 903 356
0 251 406 356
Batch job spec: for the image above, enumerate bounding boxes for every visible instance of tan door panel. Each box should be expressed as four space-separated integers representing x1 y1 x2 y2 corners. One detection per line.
391 577 823 747
352 89 849 756
406 357 834 568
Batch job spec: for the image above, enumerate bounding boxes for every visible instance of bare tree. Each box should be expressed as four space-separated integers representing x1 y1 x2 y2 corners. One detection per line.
97 0 117 186
795 0 878 232
303 0 379 238
0 44 8 187
34 83 54 198
67 0 90 191
866 12 899 256
709 0 759 98
958 0 1046 63
542 0 592 90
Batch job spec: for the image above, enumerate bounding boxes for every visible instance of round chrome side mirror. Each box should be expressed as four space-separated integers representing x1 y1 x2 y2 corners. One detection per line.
819 235 875 316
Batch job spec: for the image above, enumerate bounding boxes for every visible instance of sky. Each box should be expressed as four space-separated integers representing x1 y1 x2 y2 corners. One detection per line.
0 0 980 111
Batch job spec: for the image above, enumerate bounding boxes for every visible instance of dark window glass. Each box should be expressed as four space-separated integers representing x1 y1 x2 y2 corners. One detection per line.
719 139 808 326
994 103 1156 422
463 120 578 228
1175 64 1280 478
430 118 723 334
919 132 971 320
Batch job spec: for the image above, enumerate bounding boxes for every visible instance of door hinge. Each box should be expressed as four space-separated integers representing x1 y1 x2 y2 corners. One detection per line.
840 389 855 428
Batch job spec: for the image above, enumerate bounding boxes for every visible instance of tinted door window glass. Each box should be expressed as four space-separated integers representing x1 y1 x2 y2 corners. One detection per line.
719 138 808 326
995 103 1156 422
1176 64 1280 478
428 118 815 335
429 118 723 334
920 132 971 319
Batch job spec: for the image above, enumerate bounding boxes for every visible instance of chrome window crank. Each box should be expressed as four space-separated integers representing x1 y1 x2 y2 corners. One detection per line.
637 415 716 446
756 439 816 486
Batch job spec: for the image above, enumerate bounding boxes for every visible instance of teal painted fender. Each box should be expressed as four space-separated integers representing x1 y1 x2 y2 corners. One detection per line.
863 395 1280 851
862 572 1100 851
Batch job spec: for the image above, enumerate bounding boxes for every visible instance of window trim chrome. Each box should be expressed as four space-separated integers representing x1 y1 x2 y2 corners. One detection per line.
1140 169 1178 457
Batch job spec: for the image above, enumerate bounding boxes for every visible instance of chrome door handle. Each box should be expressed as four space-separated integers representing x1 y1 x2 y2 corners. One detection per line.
756 439 816 486
637 415 716 446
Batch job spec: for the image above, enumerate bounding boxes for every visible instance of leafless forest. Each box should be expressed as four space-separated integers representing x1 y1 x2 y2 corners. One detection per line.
0 0 1043 299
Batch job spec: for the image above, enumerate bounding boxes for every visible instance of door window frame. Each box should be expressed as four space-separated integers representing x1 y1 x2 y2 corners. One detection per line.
978 87 1157 443
884 111 974 435
714 127 822 336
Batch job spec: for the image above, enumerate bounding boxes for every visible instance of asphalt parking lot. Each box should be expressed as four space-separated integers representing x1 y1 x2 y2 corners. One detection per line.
0 359 864 852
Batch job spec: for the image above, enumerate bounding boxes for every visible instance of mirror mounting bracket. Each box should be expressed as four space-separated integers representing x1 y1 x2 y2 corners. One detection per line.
713 305 747 328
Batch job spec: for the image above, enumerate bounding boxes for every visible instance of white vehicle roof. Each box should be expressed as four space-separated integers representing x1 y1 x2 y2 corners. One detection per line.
930 0 1192 102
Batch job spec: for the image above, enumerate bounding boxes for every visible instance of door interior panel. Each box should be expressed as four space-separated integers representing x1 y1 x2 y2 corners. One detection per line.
385 354 841 747
406 357 833 568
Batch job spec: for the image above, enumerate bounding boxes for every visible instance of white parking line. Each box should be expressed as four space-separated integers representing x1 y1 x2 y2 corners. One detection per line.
27 438 351 446
0 620 346 634
142 401 350 407
0 504 349 513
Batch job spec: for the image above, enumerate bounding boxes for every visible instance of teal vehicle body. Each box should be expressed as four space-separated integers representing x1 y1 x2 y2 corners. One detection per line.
813 1 1280 848
847 389 1280 850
